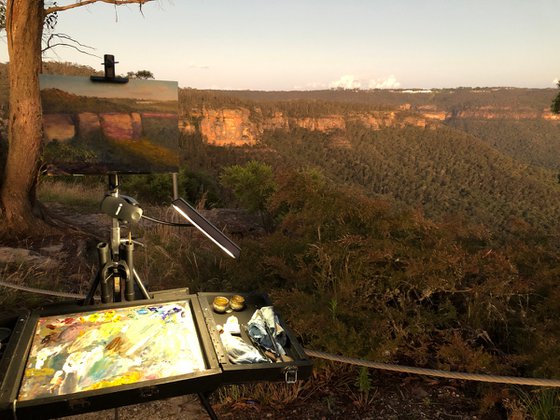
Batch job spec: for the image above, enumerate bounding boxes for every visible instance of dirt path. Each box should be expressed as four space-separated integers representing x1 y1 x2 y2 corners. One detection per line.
63 395 213 420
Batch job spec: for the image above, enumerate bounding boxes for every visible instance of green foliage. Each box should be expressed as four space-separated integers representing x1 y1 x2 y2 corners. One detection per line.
126 70 155 80
178 166 222 207
221 161 276 230
551 81 560 115
120 173 174 204
180 86 555 118
517 388 560 420
355 367 372 394
262 124 560 239
448 119 560 170
351 367 376 410
0 1 5 32
221 161 275 213
216 167 559 381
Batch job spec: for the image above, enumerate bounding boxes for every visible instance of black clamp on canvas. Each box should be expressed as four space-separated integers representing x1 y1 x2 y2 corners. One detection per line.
90 54 129 84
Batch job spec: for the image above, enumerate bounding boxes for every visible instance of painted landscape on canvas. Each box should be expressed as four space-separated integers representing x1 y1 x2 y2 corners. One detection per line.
18 301 206 400
40 74 180 175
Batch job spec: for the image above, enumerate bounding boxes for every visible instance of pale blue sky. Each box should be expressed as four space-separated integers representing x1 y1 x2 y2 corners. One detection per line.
2 0 558 90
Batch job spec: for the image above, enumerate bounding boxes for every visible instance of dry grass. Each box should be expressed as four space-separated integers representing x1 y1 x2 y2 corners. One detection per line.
37 178 105 212
217 381 309 408
0 258 93 311
131 204 235 293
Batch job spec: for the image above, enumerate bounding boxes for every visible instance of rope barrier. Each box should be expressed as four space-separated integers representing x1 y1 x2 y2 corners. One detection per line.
305 349 560 387
2 279 560 387
0 280 86 299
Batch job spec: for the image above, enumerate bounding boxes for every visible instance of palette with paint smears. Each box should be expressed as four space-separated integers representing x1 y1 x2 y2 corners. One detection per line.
0 294 222 419
18 301 206 400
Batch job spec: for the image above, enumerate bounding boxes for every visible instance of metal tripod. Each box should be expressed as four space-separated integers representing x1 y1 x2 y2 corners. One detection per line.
84 174 150 305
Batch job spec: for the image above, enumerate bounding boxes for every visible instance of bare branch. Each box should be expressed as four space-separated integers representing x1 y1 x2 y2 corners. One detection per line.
44 0 153 17
42 33 100 58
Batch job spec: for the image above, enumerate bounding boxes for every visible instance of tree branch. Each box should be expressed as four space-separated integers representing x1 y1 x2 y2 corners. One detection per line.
42 33 100 58
44 0 153 17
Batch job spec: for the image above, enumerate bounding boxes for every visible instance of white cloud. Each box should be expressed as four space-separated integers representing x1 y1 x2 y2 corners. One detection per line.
368 75 401 89
553 78 559 86
328 74 401 90
329 75 362 90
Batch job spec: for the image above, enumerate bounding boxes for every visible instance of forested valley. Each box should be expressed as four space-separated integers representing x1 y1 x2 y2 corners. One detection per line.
175 86 560 389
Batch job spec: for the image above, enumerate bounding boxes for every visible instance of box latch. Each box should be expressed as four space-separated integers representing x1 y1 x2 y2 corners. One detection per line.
283 366 298 384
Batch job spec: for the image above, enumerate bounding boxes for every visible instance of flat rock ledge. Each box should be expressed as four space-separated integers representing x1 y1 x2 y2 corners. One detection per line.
0 247 58 269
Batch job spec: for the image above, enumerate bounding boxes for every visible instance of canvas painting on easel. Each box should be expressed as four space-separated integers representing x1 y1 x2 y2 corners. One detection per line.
39 74 180 175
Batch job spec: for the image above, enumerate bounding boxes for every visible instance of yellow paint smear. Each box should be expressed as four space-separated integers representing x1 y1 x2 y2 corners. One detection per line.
25 368 56 377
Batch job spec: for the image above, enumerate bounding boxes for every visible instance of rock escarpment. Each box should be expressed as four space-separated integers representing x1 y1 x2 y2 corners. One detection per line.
42 112 164 142
179 103 560 147
43 104 560 147
43 114 75 142
180 108 445 147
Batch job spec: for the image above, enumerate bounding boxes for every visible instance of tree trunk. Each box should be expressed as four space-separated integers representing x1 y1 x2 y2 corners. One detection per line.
0 0 45 234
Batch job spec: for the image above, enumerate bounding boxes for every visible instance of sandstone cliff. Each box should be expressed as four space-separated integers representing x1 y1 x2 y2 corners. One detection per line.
42 112 172 142
180 103 560 147
180 107 443 146
43 114 75 142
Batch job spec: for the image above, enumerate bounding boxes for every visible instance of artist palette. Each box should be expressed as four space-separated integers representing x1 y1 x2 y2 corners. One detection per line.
0 293 220 419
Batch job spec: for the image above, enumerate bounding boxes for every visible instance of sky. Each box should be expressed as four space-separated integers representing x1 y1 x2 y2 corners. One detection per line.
1 0 558 90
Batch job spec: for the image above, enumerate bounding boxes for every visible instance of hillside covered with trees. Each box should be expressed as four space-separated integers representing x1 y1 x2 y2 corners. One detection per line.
171 87 560 394
178 87 560 239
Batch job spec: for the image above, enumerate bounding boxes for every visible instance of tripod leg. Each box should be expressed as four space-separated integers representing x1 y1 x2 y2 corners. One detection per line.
123 241 135 301
198 392 219 420
83 272 100 305
84 242 111 305
132 268 151 300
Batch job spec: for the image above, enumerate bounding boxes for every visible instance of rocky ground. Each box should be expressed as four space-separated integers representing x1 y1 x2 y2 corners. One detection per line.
60 373 487 420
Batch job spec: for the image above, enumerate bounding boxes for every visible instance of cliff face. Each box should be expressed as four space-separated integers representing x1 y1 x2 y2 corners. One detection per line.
452 107 539 120
180 103 560 147
198 108 259 146
42 112 171 142
43 114 75 142
99 112 142 141
181 108 444 146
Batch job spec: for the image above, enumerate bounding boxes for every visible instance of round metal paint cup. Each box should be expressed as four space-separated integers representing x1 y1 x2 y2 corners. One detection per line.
212 296 230 313
230 295 245 311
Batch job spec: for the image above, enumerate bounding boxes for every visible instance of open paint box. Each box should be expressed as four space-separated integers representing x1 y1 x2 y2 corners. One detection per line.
0 290 312 419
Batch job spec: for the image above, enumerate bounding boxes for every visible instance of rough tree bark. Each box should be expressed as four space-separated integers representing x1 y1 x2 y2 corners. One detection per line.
1 0 46 234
